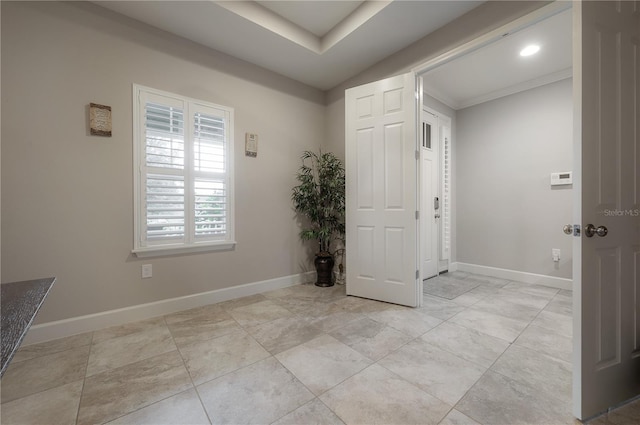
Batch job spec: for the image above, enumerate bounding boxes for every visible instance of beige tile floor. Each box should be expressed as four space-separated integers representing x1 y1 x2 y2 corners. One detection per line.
0 272 637 425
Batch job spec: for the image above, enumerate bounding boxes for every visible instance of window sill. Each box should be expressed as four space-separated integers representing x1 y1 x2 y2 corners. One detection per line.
132 241 236 258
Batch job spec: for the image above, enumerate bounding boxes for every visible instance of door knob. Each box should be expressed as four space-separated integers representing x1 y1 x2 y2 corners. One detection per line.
563 224 573 235
585 224 608 237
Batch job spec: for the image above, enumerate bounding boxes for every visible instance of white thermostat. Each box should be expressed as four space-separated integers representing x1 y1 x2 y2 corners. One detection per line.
550 171 572 186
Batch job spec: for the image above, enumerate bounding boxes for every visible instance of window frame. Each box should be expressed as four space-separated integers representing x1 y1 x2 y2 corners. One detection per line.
132 84 235 257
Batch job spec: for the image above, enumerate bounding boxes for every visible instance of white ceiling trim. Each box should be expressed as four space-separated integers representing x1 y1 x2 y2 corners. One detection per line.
216 1 320 52
258 1 364 38
215 0 392 55
320 1 392 53
457 67 573 109
426 67 573 110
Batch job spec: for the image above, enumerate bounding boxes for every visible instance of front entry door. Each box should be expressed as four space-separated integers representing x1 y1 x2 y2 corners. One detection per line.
574 0 640 419
421 109 439 279
345 72 421 307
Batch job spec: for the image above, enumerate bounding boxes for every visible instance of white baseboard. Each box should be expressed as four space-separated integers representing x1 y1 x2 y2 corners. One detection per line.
450 262 573 291
23 271 315 346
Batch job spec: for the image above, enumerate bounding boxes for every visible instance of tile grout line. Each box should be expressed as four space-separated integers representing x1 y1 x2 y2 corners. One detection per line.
424 274 562 425
170 312 271 419
75 331 95 425
164 314 214 425
247 291 342 424
443 276 524 425
507 290 574 365
0 343 93 420
267 290 414 424
370 312 469 423
431 277 507 425
268 331 366 423
87 317 212 425
448 278 570 424
172 292 316 420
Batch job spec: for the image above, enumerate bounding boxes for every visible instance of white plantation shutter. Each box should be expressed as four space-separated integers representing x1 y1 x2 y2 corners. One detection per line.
194 179 227 237
440 125 451 260
133 85 235 256
146 174 185 241
145 103 185 169
193 111 225 173
192 107 228 239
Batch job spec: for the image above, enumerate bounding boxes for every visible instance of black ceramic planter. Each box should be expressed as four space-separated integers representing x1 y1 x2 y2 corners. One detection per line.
314 254 335 287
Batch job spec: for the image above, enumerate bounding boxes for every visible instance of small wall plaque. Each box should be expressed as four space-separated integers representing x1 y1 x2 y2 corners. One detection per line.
245 133 258 157
89 103 112 137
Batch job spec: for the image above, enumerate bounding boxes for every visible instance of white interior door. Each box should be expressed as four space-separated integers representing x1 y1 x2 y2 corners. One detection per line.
421 109 439 279
573 0 640 419
345 72 421 307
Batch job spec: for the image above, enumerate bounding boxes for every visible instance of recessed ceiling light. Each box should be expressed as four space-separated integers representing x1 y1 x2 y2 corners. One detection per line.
520 44 540 57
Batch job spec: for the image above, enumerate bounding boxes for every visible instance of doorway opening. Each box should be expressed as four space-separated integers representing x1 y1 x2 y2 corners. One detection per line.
417 1 576 417
421 106 451 280
417 3 573 289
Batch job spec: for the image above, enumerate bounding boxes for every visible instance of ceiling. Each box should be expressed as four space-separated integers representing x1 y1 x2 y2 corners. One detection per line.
258 1 365 37
422 7 573 110
93 1 572 103
93 0 482 90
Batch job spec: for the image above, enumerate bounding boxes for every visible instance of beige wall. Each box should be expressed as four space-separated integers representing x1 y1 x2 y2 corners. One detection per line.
456 79 573 278
1 1 557 325
1 1 324 323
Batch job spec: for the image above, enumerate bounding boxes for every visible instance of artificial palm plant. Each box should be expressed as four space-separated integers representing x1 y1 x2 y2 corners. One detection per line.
292 150 345 286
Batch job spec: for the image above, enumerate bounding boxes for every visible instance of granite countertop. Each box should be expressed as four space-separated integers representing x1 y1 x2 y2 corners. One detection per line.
1 277 56 377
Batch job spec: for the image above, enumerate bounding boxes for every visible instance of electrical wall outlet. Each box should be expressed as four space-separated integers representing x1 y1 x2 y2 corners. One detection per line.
142 264 153 278
552 249 561 262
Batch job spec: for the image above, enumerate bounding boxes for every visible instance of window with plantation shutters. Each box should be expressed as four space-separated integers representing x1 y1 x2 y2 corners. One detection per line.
133 85 235 257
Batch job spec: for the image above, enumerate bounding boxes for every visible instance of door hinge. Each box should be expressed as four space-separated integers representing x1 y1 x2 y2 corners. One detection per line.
415 211 419 220
416 270 420 279
415 150 420 160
